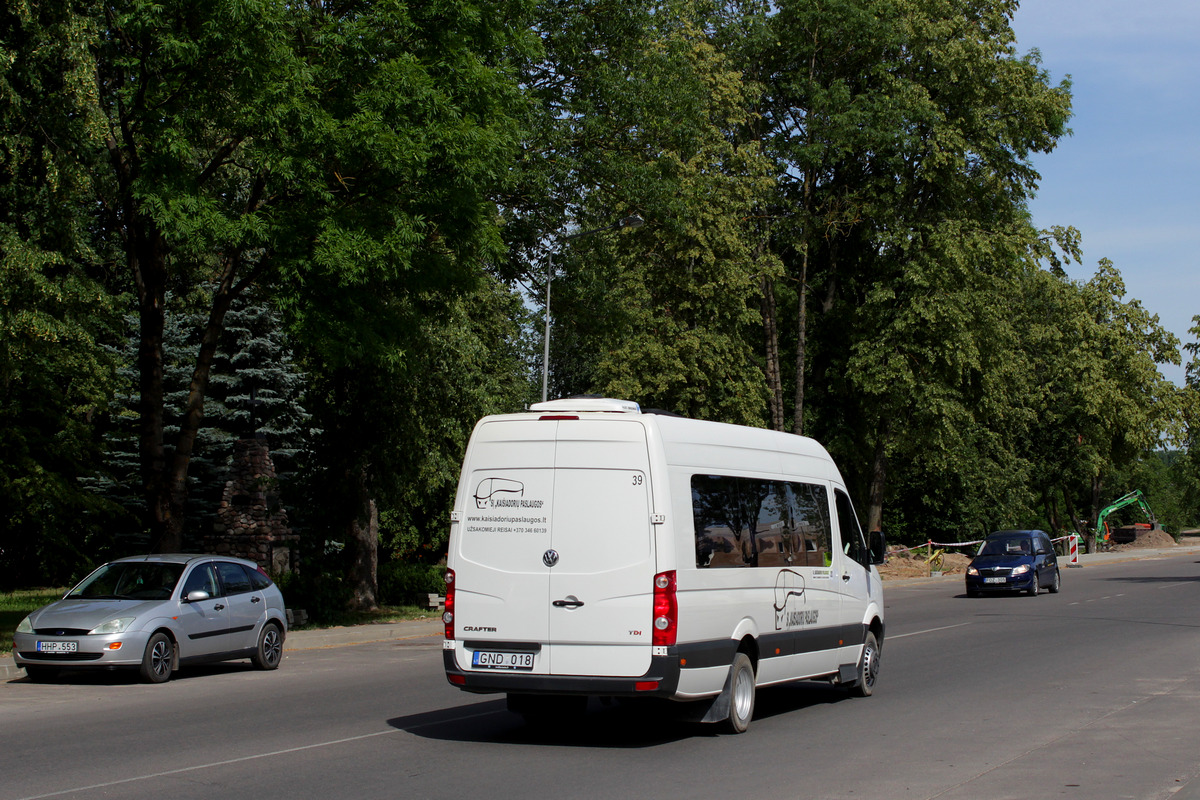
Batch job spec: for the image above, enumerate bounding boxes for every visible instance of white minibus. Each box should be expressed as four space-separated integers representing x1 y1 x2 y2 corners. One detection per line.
442 397 885 732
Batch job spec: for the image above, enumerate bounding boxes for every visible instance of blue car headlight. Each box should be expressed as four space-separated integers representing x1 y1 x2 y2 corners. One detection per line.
1011 564 1031 576
966 566 979 576
90 617 136 635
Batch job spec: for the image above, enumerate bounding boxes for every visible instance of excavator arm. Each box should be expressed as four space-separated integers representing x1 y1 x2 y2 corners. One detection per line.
1095 490 1158 543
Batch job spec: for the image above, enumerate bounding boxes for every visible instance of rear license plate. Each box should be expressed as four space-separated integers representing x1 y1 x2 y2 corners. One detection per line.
984 577 1007 584
472 650 534 671
37 641 78 653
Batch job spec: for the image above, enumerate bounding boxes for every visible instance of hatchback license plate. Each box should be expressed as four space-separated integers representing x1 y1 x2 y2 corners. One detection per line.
37 641 78 653
984 577 1007 584
472 650 534 671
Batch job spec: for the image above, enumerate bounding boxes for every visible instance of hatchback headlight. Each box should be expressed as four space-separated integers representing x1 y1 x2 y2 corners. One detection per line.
90 617 136 635
1011 564 1030 576
16 616 33 634
966 566 979 576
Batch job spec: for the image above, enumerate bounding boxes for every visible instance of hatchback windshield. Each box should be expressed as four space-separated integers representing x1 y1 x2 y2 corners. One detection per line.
977 537 1033 557
68 562 185 601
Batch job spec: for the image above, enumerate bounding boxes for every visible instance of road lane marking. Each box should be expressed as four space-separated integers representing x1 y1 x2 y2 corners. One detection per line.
12 705 511 800
890 622 972 639
12 729 402 800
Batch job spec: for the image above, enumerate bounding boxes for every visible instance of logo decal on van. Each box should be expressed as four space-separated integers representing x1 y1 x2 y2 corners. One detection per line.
474 477 524 509
774 569 818 630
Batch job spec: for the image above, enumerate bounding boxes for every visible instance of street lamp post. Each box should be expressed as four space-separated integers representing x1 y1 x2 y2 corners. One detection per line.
541 214 644 403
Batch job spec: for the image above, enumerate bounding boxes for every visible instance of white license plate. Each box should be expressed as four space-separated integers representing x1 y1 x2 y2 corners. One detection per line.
984 577 1007 584
37 641 78 653
472 650 534 671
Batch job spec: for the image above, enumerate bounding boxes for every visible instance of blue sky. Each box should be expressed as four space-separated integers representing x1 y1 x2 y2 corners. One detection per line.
1011 0 1200 387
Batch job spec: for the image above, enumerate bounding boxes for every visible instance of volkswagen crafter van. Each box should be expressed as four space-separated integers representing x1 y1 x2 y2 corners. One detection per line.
442 398 885 732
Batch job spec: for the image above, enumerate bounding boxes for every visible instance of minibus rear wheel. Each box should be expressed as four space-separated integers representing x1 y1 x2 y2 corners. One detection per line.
725 653 756 733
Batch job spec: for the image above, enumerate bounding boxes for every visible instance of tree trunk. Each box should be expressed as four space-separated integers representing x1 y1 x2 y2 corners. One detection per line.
1062 487 1091 553
762 277 785 431
347 464 379 611
792 245 810 436
1042 489 1062 534
159 262 243 551
1090 473 1104 549
866 425 888 535
133 224 175 553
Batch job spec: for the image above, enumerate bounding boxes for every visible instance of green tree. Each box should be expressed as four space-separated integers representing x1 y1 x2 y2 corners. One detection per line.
87 290 310 552
1180 317 1200 526
5 0 535 559
519 0 777 423
0 237 122 587
1012 262 1181 548
294 275 532 609
759 0 1073 534
0 2 124 586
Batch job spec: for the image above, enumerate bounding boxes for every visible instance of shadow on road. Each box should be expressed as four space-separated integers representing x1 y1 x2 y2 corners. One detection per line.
1102 574 1200 584
7 661 257 686
388 680 852 748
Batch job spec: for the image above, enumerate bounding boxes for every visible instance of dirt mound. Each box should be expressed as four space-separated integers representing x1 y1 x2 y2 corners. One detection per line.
878 548 971 580
1108 528 1176 550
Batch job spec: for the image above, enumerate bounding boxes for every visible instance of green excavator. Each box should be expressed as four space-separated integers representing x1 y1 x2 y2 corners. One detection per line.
1095 490 1158 544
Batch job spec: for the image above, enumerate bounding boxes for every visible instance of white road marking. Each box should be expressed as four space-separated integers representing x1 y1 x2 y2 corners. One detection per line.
12 730 400 800
13 706 509 800
890 622 972 639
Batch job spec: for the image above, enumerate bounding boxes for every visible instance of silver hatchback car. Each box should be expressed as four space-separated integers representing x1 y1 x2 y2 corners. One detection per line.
13 554 288 683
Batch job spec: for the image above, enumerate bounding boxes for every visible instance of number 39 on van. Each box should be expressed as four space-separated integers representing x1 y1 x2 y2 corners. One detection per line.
442 397 886 734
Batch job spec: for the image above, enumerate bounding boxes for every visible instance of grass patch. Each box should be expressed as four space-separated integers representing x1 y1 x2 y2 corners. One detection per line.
0 588 66 655
288 604 440 631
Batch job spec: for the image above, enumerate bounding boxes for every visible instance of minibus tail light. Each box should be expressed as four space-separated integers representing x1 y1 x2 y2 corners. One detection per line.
539 415 579 420
652 570 677 646
443 569 455 640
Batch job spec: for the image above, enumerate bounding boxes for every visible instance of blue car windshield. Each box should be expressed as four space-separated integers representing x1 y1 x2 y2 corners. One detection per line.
977 538 1033 557
68 563 185 601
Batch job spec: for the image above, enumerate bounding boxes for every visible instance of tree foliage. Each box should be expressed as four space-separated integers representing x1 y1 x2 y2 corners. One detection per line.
2 0 1195 594
1 1 124 586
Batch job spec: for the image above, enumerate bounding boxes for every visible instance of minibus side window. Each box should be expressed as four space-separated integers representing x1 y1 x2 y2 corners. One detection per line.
693 476 835 569
693 475 752 568
748 481 789 567
834 489 869 568
788 482 831 567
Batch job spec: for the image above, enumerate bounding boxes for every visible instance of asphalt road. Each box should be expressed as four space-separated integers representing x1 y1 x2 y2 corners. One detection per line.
4 551 1200 800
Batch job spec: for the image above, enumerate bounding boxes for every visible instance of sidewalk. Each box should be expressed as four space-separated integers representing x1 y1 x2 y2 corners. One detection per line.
6 542 1200 681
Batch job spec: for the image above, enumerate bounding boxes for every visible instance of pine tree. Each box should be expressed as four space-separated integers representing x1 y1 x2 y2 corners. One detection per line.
89 290 310 551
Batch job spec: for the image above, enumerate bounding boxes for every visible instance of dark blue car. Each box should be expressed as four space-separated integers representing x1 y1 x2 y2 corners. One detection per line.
965 530 1061 597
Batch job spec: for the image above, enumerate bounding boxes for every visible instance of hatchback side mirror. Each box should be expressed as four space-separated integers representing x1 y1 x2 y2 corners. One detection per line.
185 590 211 603
868 530 887 565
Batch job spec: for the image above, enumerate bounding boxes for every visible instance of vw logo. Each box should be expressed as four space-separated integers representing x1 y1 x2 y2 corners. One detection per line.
542 549 559 568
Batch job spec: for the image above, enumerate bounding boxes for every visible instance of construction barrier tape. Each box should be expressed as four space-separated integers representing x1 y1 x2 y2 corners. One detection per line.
888 535 1077 558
